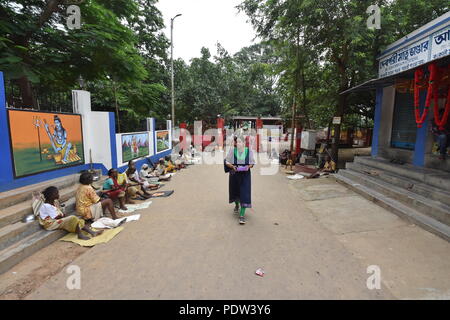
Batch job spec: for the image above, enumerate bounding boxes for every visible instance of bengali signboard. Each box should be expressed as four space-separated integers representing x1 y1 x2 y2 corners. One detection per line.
379 38 430 78
379 23 450 78
431 25 450 61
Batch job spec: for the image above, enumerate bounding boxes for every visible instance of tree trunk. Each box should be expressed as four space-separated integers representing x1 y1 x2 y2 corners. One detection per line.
331 90 348 164
12 0 64 109
17 77 37 108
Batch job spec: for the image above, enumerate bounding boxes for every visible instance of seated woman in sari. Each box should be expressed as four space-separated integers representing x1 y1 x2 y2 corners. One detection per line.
164 156 177 173
76 172 119 221
179 149 194 165
39 186 102 240
139 163 166 185
144 162 172 181
102 169 129 210
155 158 168 175
126 167 154 198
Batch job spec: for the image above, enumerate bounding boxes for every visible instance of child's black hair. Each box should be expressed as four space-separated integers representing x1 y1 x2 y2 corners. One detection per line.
42 186 58 202
79 172 94 185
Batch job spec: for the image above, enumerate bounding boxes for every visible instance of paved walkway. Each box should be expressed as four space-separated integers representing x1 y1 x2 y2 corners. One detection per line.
27 157 450 299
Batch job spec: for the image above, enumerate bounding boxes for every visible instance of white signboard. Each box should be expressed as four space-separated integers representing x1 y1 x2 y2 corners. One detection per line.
378 21 450 78
431 25 450 61
379 38 430 78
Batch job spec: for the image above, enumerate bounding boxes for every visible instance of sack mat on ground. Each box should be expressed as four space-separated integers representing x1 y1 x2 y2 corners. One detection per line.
151 190 174 197
59 227 124 247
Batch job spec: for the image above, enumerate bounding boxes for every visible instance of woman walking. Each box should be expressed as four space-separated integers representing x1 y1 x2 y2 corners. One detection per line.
225 136 255 224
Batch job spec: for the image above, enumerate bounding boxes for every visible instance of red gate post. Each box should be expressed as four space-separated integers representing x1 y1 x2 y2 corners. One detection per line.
296 126 303 156
180 122 187 151
256 118 263 153
217 117 224 151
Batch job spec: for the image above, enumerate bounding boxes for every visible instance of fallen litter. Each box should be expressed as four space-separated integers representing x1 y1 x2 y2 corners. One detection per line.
287 174 305 180
91 214 141 229
255 268 265 277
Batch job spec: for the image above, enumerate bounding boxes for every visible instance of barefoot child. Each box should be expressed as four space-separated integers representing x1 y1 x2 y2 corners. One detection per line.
39 186 102 240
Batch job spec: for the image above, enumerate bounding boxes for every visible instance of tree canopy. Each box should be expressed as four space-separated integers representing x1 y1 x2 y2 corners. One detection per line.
1 0 449 135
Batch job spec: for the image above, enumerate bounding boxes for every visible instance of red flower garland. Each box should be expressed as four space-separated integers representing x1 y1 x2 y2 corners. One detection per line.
433 86 450 130
414 63 439 128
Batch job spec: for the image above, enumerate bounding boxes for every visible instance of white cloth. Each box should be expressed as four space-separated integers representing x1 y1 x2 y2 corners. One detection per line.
139 169 150 179
39 203 59 220
91 214 141 229
287 174 305 180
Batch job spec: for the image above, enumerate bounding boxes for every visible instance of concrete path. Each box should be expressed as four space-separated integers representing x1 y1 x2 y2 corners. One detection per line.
27 158 450 299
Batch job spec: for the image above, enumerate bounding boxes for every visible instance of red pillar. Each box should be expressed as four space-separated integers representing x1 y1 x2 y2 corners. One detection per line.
296 126 303 156
179 122 187 151
217 117 224 149
256 118 263 153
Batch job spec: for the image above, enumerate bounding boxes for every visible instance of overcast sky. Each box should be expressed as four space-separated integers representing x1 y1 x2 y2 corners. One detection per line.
156 0 259 63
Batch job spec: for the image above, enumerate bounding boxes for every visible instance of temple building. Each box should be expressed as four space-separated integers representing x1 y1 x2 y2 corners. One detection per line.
337 12 450 241
344 11 450 172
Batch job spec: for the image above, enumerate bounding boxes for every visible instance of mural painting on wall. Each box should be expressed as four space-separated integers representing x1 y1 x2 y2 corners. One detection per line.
156 130 170 153
8 110 85 178
121 132 150 163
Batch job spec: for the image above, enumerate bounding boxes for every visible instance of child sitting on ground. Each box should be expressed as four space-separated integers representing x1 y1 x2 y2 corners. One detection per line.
76 172 119 221
38 186 102 240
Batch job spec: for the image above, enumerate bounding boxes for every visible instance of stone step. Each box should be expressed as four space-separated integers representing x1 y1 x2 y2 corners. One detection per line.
0 185 79 229
354 156 450 191
339 169 450 226
334 173 450 242
346 161 450 208
0 229 66 275
0 174 80 210
0 198 76 252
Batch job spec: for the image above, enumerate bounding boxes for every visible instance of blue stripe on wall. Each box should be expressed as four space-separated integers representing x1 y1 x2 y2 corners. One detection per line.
152 118 156 155
412 92 428 167
109 112 117 169
371 87 383 157
0 72 14 186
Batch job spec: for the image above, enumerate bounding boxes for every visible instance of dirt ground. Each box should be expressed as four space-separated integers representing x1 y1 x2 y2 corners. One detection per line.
2 149 449 300
0 242 88 300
